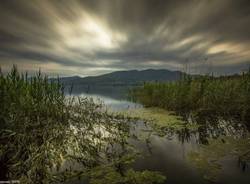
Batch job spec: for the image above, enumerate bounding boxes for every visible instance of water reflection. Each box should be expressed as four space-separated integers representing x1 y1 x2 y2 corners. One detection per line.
78 92 142 111
76 86 250 184
180 118 248 145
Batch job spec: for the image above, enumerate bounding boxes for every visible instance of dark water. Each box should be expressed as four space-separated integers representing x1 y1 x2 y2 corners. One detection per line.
75 85 250 184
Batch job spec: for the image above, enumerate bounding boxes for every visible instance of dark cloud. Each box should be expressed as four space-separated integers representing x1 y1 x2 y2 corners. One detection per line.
0 0 249 76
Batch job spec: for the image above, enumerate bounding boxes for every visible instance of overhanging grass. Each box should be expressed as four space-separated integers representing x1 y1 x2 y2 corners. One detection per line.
0 66 166 184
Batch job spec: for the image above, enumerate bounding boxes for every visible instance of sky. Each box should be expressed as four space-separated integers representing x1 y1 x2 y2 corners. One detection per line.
0 0 250 77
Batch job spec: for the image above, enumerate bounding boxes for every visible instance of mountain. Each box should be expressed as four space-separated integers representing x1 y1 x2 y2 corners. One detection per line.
58 69 184 86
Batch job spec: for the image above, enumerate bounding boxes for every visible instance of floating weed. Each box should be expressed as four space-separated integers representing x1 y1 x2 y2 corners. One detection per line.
187 135 250 181
88 165 166 184
121 108 182 126
119 107 200 132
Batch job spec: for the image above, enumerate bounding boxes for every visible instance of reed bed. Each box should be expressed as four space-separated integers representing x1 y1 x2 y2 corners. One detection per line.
0 66 165 184
130 71 250 123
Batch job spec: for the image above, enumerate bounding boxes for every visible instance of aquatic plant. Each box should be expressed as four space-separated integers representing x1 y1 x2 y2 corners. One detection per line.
119 107 200 141
187 135 250 181
0 66 166 183
130 71 250 124
88 166 166 184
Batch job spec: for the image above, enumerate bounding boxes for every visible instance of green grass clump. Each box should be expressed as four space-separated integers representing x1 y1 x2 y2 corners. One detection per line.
130 71 250 123
0 66 166 184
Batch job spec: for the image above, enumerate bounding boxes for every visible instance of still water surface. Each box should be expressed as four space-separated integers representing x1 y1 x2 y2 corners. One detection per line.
75 86 250 184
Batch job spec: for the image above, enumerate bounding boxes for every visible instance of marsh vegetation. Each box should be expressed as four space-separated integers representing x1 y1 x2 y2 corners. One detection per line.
129 71 250 182
1 66 250 184
0 67 165 184
130 72 250 124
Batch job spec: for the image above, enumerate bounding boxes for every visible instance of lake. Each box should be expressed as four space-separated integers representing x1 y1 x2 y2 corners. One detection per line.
73 85 250 184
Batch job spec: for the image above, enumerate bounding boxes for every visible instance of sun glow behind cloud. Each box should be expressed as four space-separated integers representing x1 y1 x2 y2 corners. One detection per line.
56 13 127 52
0 0 249 76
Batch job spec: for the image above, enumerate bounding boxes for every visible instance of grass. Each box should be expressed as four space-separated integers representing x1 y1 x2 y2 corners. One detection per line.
127 70 250 181
130 71 250 124
0 66 166 184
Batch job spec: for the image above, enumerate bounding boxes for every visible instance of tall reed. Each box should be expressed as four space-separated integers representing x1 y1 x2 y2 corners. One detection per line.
0 66 165 184
130 70 250 123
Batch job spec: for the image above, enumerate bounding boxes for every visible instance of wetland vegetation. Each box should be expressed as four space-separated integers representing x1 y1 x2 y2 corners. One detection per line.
1 66 250 184
0 67 166 184
129 71 250 182
130 71 250 124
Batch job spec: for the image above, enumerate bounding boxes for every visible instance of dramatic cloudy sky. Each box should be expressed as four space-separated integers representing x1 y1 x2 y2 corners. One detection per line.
0 0 250 76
